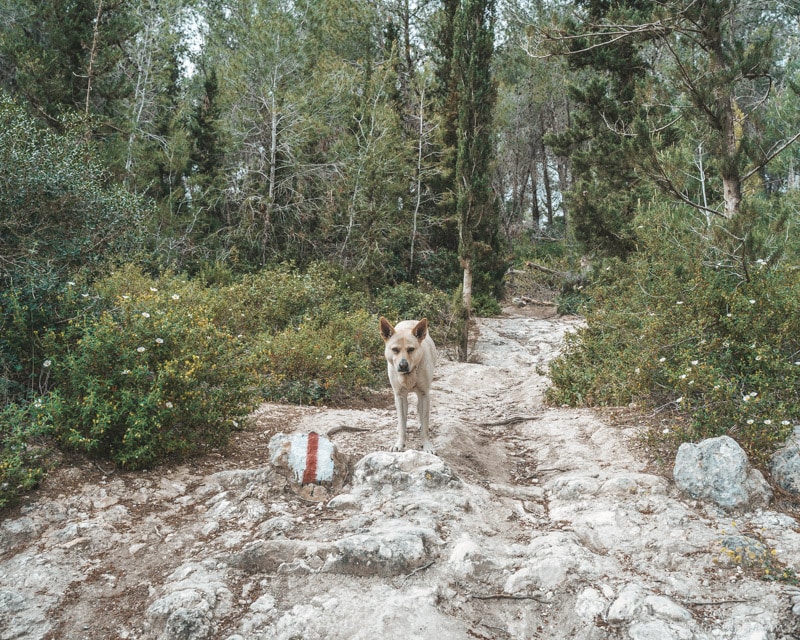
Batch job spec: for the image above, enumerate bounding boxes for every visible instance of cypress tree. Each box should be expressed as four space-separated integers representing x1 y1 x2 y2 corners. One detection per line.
452 0 499 357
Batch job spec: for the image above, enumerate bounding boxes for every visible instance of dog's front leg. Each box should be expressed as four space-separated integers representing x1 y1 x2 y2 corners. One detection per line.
418 391 435 454
391 393 408 451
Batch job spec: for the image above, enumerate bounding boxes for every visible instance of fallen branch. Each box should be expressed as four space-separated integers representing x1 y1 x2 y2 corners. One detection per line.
468 591 549 603
683 598 752 606
480 416 541 427
326 425 369 437
395 560 435 588
518 296 558 307
94 461 116 475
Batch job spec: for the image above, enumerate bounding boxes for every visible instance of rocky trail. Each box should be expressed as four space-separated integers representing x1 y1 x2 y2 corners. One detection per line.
3 307 800 639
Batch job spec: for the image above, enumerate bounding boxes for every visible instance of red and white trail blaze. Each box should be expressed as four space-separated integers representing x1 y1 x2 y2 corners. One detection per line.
286 432 335 485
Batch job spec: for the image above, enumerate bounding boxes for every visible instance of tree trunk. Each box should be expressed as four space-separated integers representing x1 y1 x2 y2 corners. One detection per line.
541 140 554 228
459 256 472 361
85 0 104 118
529 160 540 231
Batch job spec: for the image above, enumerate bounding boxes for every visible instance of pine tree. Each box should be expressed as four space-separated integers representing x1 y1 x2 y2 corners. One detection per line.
546 0 656 258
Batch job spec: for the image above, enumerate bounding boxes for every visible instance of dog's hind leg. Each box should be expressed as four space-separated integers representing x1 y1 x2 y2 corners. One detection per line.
417 391 435 454
391 393 408 451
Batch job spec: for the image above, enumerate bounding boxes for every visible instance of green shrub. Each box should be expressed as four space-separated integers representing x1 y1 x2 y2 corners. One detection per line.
547 204 800 463
39 267 259 469
0 401 48 510
0 95 149 405
256 308 383 405
375 282 456 344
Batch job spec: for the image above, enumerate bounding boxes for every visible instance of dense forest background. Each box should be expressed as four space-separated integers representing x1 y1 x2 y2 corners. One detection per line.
2 0 800 507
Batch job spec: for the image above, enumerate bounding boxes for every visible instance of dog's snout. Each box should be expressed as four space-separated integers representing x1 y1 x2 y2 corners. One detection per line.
398 359 410 373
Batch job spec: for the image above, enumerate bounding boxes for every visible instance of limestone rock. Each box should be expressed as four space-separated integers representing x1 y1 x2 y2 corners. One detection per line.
673 436 772 510
144 562 233 640
351 450 460 494
323 525 439 577
268 432 349 502
769 426 800 495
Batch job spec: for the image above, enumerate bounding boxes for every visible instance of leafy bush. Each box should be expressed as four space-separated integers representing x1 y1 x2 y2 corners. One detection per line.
38 268 258 469
376 282 456 344
257 308 383 405
217 262 369 336
0 402 48 509
547 203 800 463
0 95 150 405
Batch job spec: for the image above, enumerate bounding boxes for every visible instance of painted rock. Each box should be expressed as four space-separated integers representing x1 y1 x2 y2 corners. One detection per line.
268 432 349 502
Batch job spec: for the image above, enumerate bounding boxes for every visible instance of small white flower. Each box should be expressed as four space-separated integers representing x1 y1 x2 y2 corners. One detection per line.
691 360 699 366
634 367 640 374
714 385 720 390
747 419 754 425
750 391 758 397
749 299 756 304
662 428 670 434
782 420 791 426
165 402 173 409
150 287 158 292
155 338 164 344
659 357 666 363
137 346 146 353
764 419 772 425
82 293 89 298
172 294 180 300
676 397 684 403
743 396 750 402
727 313 732 318
680 374 687 379
326 355 333 360
121 369 131 375
67 281 76 286
43 359 52 368
142 312 150 318
755 355 761 361
122 295 130 300
677 301 684 305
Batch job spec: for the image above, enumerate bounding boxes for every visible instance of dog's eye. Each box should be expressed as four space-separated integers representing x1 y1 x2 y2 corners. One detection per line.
407 347 415 353
392 347 400 353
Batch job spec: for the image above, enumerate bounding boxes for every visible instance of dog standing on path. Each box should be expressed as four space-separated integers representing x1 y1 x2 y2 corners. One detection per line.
379 317 437 454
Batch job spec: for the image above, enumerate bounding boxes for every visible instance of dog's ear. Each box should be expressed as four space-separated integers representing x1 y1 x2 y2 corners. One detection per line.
412 318 428 341
379 316 395 341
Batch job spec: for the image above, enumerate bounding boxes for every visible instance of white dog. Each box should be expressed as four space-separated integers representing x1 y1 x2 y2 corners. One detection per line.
379 317 437 454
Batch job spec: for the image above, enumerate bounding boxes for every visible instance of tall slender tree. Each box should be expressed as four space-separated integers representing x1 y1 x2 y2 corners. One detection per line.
453 0 498 357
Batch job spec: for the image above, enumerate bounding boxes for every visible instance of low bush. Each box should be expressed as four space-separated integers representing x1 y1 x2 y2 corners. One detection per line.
257 308 383 404
546 203 800 464
376 282 457 345
0 402 48 509
38 267 259 469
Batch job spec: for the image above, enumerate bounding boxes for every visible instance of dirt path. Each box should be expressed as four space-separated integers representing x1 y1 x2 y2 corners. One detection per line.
2 308 800 639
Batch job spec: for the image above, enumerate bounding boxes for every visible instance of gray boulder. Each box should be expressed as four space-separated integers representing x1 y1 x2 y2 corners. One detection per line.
769 426 800 495
673 435 772 510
